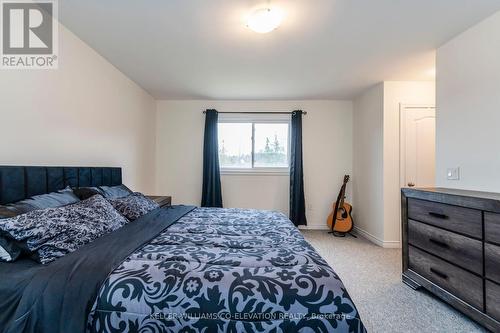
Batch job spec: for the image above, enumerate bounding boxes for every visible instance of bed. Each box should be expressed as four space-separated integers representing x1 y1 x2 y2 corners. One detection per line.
0 166 365 333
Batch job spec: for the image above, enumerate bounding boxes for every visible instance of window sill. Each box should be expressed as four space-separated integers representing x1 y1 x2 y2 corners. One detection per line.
220 168 290 176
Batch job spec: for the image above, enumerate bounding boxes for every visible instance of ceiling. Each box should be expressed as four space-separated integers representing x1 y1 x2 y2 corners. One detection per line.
59 0 500 100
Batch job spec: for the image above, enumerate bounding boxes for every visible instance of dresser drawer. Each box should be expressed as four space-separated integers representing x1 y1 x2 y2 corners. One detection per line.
407 198 482 238
486 212 500 246
486 243 500 284
408 246 483 310
408 219 482 274
486 280 500 321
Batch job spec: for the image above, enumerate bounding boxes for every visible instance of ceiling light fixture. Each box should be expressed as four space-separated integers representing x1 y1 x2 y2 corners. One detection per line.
247 7 284 33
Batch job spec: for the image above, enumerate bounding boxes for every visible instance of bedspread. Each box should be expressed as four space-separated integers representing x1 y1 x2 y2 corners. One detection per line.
87 208 365 333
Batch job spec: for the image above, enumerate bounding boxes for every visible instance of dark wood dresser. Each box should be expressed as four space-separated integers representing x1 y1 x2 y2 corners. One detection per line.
147 196 172 207
402 188 500 332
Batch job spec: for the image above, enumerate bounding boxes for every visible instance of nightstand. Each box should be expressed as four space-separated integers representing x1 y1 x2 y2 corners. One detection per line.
147 196 172 207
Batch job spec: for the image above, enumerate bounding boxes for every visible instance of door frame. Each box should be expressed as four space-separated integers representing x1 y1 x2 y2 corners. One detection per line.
399 104 436 189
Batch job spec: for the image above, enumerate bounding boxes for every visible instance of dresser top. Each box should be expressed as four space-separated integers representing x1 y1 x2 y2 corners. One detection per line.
402 187 500 213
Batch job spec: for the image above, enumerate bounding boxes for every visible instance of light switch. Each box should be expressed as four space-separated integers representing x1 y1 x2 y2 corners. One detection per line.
447 167 460 180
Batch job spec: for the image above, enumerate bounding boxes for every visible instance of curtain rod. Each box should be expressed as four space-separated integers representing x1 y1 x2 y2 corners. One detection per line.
202 111 307 115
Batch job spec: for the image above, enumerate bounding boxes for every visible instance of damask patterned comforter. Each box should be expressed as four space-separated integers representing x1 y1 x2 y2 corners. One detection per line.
87 208 365 333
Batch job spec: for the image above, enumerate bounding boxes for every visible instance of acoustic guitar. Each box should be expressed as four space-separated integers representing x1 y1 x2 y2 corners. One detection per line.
327 175 354 236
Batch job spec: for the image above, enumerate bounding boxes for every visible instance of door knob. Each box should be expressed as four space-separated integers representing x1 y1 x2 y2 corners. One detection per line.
408 182 415 187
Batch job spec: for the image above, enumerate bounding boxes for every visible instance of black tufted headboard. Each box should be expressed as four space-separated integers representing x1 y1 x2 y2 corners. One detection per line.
0 166 122 205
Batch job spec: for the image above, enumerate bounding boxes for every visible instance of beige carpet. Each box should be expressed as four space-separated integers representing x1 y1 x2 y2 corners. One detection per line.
301 230 486 333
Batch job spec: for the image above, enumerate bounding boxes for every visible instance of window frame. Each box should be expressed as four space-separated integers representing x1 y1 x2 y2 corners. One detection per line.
218 114 291 175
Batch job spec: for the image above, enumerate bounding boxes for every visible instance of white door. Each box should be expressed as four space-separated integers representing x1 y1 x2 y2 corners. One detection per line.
401 106 436 188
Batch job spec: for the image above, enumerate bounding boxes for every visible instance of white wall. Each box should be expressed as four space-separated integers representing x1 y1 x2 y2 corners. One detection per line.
383 81 435 243
353 84 385 242
0 24 156 193
353 81 435 247
156 100 353 228
436 11 500 192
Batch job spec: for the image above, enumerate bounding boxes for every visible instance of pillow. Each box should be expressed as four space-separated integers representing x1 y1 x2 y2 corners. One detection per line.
0 195 128 264
0 234 22 262
99 185 132 199
0 186 80 219
72 186 104 200
24 186 80 209
108 193 159 221
0 206 19 219
0 201 39 219
0 244 11 261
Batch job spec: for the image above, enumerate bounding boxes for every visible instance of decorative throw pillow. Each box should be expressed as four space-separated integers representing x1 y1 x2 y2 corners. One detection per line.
0 195 128 264
72 186 104 200
99 185 133 199
108 193 159 221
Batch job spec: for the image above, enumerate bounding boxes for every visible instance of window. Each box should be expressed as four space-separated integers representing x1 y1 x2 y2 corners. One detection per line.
218 117 290 172
218 123 252 168
253 123 289 167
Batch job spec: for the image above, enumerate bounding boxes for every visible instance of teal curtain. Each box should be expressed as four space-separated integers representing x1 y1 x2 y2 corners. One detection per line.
201 109 223 207
290 110 307 225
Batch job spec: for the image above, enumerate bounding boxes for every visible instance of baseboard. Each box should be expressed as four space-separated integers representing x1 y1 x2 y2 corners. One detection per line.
298 225 330 230
353 226 401 248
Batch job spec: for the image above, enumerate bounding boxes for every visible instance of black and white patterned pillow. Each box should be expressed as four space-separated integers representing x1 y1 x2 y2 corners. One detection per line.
108 193 159 221
0 195 128 264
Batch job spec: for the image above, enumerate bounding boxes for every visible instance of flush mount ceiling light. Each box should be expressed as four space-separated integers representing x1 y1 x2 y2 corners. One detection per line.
247 7 284 33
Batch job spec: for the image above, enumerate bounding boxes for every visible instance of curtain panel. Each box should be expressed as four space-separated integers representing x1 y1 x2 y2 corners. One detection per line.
201 109 223 207
290 110 307 226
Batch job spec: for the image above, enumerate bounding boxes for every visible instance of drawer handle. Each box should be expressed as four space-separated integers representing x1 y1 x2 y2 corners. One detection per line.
428 212 448 219
429 238 449 249
430 267 448 280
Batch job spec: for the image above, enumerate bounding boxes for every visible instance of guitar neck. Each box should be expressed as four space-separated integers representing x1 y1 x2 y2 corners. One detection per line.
338 184 347 206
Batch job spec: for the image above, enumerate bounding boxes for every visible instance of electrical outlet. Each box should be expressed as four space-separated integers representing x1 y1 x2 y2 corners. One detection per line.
446 167 460 180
